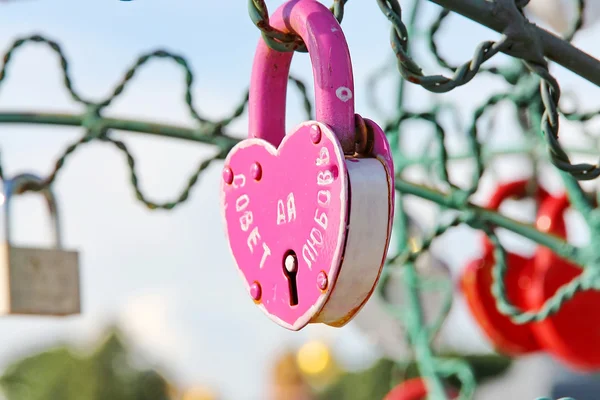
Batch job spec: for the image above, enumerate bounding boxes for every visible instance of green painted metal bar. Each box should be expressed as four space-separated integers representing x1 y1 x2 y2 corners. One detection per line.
0 112 240 149
394 179 583 264
426 0 600 87
0 0 599 395
4 112 599 168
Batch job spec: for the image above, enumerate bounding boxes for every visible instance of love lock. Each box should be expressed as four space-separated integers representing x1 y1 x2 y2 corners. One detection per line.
460 179 547 355
220 0 394 331
0 173 80 315
383 378 458 400
527 193 600 371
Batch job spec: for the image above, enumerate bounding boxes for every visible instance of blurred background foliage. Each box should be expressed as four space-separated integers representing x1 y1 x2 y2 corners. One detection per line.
0 329 511 400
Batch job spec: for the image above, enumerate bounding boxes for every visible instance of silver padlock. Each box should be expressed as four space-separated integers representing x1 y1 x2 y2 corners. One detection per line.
0 173 80 315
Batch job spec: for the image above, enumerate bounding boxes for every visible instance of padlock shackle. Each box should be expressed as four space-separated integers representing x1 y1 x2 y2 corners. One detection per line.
3 173 62 249
248 0 356 154
482 179 550 254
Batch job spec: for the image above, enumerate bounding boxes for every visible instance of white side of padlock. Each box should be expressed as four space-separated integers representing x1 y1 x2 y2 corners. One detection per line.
312 157 392 326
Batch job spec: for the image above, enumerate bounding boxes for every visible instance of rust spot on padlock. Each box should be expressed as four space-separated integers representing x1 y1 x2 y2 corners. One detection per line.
316 271 328 291
250 282 262 303
354 114 374 156
321 257 387 328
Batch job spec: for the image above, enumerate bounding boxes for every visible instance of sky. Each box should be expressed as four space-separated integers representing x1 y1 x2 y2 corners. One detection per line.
1 0 600 399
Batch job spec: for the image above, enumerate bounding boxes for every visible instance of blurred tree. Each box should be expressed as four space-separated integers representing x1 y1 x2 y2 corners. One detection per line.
315 354 512 400
180 386 220 400
0 329 172 400
269 350 315 400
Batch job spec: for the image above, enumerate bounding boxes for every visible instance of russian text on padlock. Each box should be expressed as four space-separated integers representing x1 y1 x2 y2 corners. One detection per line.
220 0 395 331
0 174 80 316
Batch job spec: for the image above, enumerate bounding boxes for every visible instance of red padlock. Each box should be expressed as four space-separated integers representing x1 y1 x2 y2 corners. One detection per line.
384 378 458 400
461 180 548 355
528 193 600 371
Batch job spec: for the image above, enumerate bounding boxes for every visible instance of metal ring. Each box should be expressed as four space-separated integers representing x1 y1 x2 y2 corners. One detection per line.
3 173 62 248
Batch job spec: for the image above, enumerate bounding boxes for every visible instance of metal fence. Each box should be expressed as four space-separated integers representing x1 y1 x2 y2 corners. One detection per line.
1 0 600 399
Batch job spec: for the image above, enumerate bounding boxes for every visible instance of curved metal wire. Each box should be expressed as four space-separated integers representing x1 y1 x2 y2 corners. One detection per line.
1 0 600 398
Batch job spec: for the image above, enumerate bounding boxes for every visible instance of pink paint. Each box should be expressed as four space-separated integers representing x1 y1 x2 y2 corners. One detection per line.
221 0 395 331
222 123 348 330
310 124 322 144
248 0 355 154
222 166 233 185
250 162 262 181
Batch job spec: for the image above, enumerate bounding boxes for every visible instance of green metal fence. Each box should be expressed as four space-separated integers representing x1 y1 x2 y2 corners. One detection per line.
2 0 600 398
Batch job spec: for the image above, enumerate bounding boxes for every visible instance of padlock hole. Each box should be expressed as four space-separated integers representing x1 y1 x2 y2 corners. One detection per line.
283 250 299 306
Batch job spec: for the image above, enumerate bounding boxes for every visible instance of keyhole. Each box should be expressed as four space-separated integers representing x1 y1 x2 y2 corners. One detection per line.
283 251 299 306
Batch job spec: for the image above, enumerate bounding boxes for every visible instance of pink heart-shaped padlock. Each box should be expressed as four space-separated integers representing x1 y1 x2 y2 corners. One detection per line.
221 0 394 331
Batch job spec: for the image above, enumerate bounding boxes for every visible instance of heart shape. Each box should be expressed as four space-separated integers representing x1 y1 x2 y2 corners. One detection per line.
528 193 600 370
461 251 540 355
221 122 348 330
